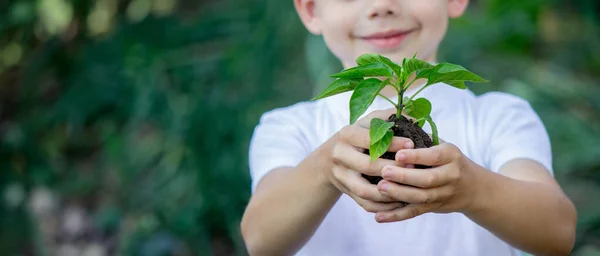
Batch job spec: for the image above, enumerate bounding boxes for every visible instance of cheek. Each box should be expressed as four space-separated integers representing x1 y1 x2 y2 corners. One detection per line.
425 13 448 41
410 1 449 54
318 9 358 65
412 1 449 35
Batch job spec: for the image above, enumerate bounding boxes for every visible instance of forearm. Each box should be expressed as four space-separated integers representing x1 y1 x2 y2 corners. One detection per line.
464 164 577 255
241 143 341 256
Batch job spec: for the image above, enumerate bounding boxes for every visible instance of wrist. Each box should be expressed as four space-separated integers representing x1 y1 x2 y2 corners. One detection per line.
307 139 342 195
460 160 493 216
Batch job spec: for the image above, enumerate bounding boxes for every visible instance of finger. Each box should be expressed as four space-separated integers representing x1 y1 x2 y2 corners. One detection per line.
328 172 351 195
395 143 460 166
377 180 452 204
339 125 413 152
389 137 414 152
332 144 397 176
333 166 396 202
332 168 405 210
375 203 439 223
381 165 451 188
349 194 405 213
338 125 370 149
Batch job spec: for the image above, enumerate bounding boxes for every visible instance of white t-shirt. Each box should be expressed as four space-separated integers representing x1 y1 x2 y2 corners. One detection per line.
248 83 553 256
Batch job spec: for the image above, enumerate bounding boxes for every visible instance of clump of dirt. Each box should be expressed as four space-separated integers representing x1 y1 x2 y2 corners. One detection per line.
363 114 433 185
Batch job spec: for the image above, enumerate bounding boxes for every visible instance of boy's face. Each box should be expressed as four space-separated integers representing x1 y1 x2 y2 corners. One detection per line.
295 0 469 68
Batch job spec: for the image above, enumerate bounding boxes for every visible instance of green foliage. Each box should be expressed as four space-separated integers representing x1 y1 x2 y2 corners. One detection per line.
331 63 393 79
349 78 388 124
311 78 362 101
315 53 486 160
1 0 599 255
0 0 311 255
403 58 434 81
439 2 600 254
356 53 402 77
425 116 439 146
369 118 395 144
370 130 394 162
369 118 395 162
423 63 488 87
405 98 432 122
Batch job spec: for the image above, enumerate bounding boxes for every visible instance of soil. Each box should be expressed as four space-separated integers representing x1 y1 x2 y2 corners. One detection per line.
363 113 434 185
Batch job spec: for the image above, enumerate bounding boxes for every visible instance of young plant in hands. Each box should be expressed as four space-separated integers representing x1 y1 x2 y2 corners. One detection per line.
312 53 487 184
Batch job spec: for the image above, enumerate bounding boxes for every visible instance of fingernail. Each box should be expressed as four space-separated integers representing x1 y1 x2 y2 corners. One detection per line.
376 214 386 222
379 182 388 192
407 164 415 168
396 152 406 161
382 166 392 178
404 141 414 149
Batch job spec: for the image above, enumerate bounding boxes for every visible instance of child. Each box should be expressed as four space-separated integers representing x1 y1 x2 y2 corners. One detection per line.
241 0 577 255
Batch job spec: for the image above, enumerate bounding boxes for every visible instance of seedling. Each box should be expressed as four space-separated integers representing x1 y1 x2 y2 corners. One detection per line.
312 53 487 184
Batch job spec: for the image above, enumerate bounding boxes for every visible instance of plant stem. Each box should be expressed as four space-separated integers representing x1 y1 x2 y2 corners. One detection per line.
392 82 401 94
408 82 429 102
413 117 426 124
391 76 399 88
391 78 403 119
378 94 397 108
427 117 439 145
404 78 419 91
397 88 404 119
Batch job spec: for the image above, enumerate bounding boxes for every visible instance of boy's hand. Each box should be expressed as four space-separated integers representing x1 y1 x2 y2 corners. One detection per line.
374 141 480 222
324 109 414 213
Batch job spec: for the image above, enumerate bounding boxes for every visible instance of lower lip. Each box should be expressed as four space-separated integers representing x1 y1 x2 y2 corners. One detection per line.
363 32 412 49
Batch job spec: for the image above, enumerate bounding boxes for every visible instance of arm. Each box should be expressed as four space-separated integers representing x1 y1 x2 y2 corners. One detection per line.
374 95 576 255
464 159 577 255
372 144 577 256
240 141 342 256
241 109 410 256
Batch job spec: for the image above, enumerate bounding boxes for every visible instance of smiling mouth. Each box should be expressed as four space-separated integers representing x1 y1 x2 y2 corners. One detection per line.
359 29 416 49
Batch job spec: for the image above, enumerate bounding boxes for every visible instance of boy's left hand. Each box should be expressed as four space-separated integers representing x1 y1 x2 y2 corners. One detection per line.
375 141 480 223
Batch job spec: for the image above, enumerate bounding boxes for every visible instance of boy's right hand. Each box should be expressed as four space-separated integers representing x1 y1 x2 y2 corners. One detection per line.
323 109 414 213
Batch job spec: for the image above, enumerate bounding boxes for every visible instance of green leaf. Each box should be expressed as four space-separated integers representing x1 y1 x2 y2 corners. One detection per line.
417 119 425 128
416 67 434 80
401 96 410 106
311 78 363 100
405 98 432 119
331 63 393 79
349 78 387 124
370 118 394 145
403 58 434 76
379 56 402 77
426 116 439 145
356 54 402 76
370 130 393 162
427 63 488 86
356 53 381 65
445 80 467 89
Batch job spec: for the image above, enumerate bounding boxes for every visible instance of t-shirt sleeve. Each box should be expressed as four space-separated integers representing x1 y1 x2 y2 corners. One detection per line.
480 92 553 175
248 107 312 192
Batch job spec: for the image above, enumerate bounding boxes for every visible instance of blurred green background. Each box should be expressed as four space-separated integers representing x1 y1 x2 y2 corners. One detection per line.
0 0 599 255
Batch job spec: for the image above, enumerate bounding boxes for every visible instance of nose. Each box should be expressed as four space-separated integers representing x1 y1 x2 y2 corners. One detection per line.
368 0 398 19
